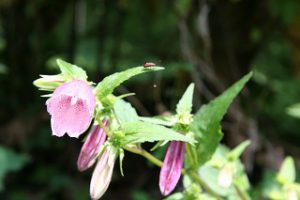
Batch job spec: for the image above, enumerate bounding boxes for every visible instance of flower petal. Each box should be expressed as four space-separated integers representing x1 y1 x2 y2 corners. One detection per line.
159 141 185 196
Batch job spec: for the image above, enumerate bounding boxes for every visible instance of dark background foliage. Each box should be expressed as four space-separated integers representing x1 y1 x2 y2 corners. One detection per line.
0 0 300 199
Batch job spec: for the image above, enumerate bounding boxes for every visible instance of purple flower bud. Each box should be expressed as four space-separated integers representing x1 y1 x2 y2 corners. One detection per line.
159 141 185 196
90 147 116 200
77 120 108 171
46 80 96 138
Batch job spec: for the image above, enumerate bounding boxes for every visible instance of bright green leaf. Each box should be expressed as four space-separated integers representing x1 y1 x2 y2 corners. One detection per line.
95 66 164 100
277 156 295 185
287 103 300 118
121 121 195 144
164 193 184 200
139 116 175 126
227 140 251 161
114 99 138 124
56 59 88 80
176 83 195 115
190 72 252 167
0 146 30 191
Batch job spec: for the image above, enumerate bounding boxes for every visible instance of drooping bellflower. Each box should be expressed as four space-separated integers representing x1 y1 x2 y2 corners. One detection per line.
77 120 108 171
159 141 185 196
46 80 96 138
90 147 117 200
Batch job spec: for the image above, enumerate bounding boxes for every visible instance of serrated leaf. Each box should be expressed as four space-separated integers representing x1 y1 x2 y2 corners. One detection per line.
277 156 295 184
114 99 138 124
56 59 88 80
227 140 251 161
139 116 175 126
176 83 195 115
190 72 252 167
121 121 195 144
95 66 164 100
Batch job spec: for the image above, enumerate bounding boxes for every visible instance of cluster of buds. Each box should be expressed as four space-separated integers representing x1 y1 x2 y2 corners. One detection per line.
36 76 116 199
33 59 196 199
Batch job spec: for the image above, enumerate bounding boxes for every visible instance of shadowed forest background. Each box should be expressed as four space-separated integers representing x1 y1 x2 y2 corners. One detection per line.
1 0 300 199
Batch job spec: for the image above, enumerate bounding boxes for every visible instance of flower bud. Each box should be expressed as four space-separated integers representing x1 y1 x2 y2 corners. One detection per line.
159 141 185 196
46 80 96 138
77 120 108 171
287 189 298 200
217 164 233 188
33 74 65 91
90 147 117 200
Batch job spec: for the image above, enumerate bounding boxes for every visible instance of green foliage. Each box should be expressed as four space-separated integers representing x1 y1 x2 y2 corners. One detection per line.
277 156 295 184
287 103 300 118
56 59 88 81
0 146 29 191
139 116 175 127
114 99 139 124
198 145 250 199
121 121 195 145
227 140 251 161
176 83 194 115
190 72 253 167
95 66 164 100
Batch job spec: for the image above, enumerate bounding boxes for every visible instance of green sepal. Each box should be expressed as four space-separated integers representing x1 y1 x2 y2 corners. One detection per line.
56 59 88 81
227 140 251 161
119 148 125 176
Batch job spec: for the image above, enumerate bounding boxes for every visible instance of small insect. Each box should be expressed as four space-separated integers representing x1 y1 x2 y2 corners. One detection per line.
143 62 156 68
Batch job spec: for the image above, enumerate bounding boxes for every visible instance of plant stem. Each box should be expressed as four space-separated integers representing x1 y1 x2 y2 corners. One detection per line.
188 171 224 200
97 117 110 137
234 184 249 200
124 146 163 167
185 143 196 168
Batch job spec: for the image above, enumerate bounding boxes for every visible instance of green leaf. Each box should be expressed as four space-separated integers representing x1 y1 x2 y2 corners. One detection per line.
163 193 184 200
95 66 164 100
114 99 138 124
139 116 175 126
0 146 30 191
227 140 251 161
287 103 300 118
56 59 88 80
277 156 295 184
190 72 252 167
176 83 195 115
121 121 195 144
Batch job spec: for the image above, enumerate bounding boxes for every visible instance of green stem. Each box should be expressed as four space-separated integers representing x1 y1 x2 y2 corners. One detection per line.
188 171 224 200
96 117 110 137
124 146 163 167
234 184 249 200
185 144 196 168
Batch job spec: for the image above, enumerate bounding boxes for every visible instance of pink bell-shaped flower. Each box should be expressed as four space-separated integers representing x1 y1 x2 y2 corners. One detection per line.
46 80 96 138
90 147 117 200
159 141 185 196
77 120 108 171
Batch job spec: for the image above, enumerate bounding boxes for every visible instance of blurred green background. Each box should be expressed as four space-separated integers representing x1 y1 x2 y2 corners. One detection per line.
1 0 300 199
